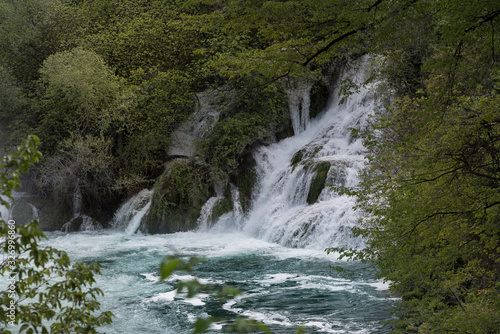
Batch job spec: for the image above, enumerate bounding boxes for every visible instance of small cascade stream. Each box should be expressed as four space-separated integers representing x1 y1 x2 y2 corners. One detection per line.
0 192 39 223
111 188 153 235
0 195 11 221
287 82 313 134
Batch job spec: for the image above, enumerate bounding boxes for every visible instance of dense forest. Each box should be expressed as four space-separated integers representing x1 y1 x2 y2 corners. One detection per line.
1 0 500 332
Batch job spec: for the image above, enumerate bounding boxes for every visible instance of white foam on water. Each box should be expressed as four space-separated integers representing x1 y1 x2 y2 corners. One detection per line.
260 273 298 285
236 309 294 327
141 272 159 282
149 290 177 302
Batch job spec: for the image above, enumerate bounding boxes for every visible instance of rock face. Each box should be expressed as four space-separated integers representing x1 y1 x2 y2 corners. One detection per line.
306 161 331 204
168 89 234 158
144 159 214 234
61 215 104 232
9 194 72 231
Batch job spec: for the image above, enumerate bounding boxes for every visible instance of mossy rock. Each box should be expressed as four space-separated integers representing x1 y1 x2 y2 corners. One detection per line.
145 159 214 234
291 147 323 171
291 149 304 167
306 161 331 204
275 112 295 141
232 154 257 213
309 80 330 120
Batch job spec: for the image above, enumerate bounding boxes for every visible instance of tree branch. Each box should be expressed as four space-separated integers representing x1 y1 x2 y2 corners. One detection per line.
465 10 500 33
303 28 364 66
367 0 383 12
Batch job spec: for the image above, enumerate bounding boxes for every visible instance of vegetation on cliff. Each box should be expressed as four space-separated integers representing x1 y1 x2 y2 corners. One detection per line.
145 160 213 233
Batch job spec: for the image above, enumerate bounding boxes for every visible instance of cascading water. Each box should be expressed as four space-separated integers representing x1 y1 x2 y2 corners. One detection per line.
287 82 313 134
32 58 395 334
111 188 153 235
0 192 39 223
198 185 245 232
0 195 11 221
62 183 104 232
211 60 374 250
72 182 83 218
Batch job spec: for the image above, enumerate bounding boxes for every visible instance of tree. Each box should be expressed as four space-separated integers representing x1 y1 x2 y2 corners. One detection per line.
30 47 133 213
0 0 62 87
332 1 500 332
35 47 130 151
0 136 113 333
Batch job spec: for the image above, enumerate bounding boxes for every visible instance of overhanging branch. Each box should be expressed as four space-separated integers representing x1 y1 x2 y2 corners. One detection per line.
302 28 364 66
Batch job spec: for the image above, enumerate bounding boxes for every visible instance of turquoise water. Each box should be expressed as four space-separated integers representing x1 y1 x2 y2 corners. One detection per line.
43 230 396 333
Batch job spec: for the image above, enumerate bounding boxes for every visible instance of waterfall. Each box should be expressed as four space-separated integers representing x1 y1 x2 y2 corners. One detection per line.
230 185 244 228
111 189 153 235
209 59 374 250
197 184 244 232
0 192 39 223
286 82 313 134
107 59 375 250
196 195 223 231
62 183 104 232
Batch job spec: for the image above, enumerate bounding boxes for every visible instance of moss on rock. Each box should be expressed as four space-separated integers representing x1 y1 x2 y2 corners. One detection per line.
275 111 295 141
145 159 213 234
232 154 257 213
291 149 304 168
306 161 331 204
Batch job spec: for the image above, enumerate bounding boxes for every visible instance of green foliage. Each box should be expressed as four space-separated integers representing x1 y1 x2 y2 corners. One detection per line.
306 162 331 205
0 136 113 333
145 160 213 233
200 76 287 176
2 1 499 331
36 47 130 152
348 2 500 329
0 66 29 153
0 0 62 87
34 134 116 209
26 47 134 216
119 68 195 178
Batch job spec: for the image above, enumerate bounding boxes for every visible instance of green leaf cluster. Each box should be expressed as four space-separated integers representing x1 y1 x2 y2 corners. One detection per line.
0 136 113 333
349 1 500 331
